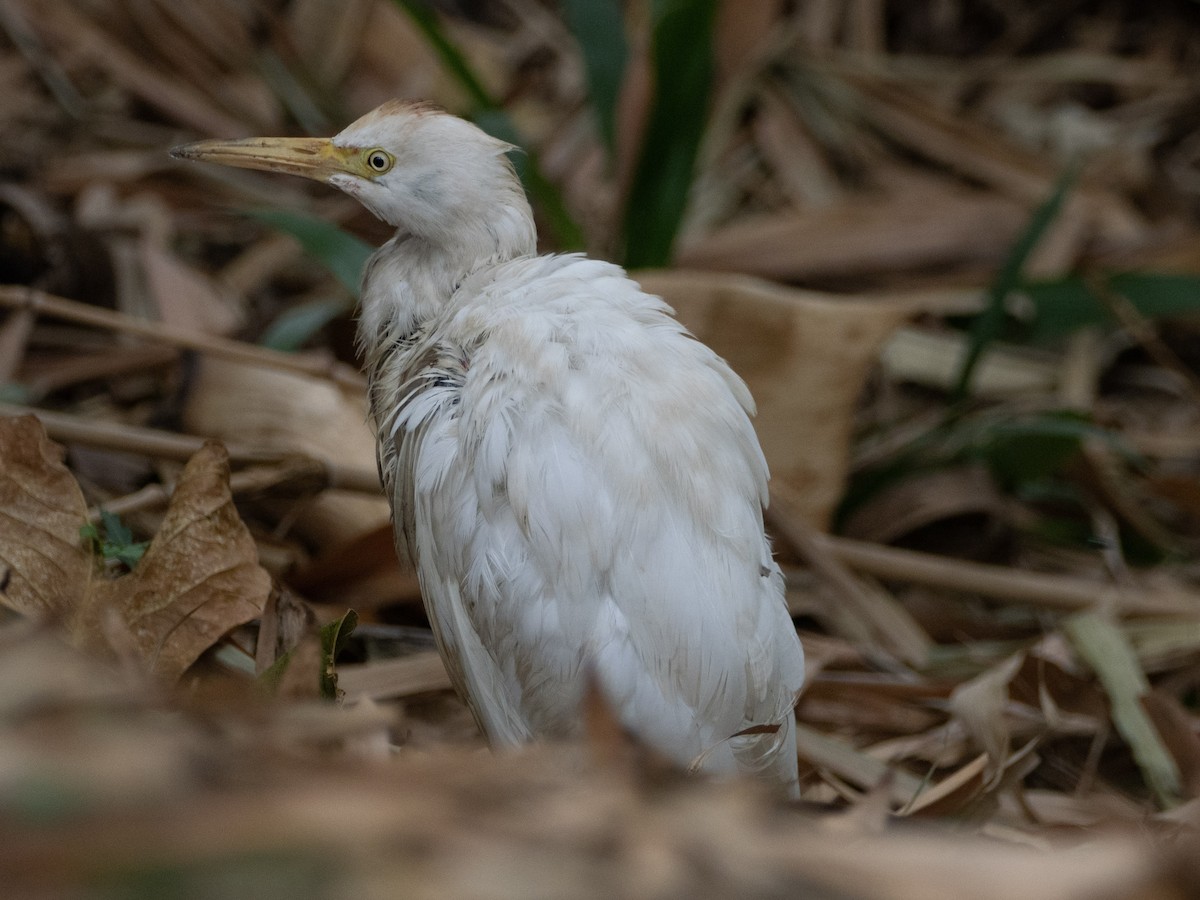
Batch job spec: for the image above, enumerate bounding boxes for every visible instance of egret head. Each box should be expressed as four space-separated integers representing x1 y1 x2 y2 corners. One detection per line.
171 101 533 249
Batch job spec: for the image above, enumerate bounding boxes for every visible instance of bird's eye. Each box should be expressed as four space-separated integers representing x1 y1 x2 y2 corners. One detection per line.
365 149 394 173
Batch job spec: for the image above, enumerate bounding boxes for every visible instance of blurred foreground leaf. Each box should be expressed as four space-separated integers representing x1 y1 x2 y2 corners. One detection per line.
260 297 352 351
1065 612 1181 807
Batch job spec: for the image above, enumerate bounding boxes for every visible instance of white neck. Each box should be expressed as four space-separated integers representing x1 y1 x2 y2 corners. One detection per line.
359 197 534 327
355 188 537 412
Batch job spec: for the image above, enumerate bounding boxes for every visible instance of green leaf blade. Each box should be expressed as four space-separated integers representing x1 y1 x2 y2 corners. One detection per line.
1110 271 1200 320
319 609 358 700
391 1 584 249
954 167 1078 398
562 0 628 153
621 0 718 269
1016 271 1200 345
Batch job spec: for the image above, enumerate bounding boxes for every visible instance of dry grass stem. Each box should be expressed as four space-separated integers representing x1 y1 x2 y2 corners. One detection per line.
0 286 366 391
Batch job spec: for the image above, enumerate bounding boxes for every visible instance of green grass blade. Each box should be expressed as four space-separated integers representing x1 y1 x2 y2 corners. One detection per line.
561 0 628 154
320 609 359 700
1110 271 1200 318
621 0 718 268
1016 271 1200 344
1016 276 1105 343
393 0 491 109
392 0 584 249
261 297 353 351
953 167 1078 399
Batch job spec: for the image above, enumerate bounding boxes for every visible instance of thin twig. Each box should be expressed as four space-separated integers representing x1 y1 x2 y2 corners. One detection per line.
2 403 381 494
0 286 366 391
337 651 453 701
768 483 1199 618
819 531 1196 618
87 483 169 523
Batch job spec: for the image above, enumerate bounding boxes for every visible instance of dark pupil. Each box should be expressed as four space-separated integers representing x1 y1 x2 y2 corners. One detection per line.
370 154 385 169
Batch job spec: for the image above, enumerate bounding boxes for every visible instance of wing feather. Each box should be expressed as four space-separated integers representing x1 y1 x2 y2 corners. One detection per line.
381 256 804 786
388 346 532 746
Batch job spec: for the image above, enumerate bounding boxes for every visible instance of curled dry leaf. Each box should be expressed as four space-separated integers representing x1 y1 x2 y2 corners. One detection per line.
948 652 1025 775
183 357 390 547
840 464 1009 550
87 441 271 680
0 415 270 681
635 271 909 527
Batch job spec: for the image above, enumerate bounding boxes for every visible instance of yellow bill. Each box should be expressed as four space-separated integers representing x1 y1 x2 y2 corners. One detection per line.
170 137 382 182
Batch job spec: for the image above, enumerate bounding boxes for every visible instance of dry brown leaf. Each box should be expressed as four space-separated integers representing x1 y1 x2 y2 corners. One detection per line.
949 652 1026 776
139 239 241 336
797 686 942 734
86 442 270 680
794 721 927 807
907 740 1041 819
348 0 449 110
0 415 91 620
714 0 784 80
753 86 841 209
845 76 1147 247
770 489 933 665
22 1 248 137
636 271 909 527
182 357 390 547
675 180 1028 280
290 522 421 609
1145 474 1200 519
73 184 241 335
842 464 1009 547
0 415 269 680
905 752 989 816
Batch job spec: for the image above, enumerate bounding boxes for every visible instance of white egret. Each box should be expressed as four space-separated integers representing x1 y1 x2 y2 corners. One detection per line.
173 101 806 794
